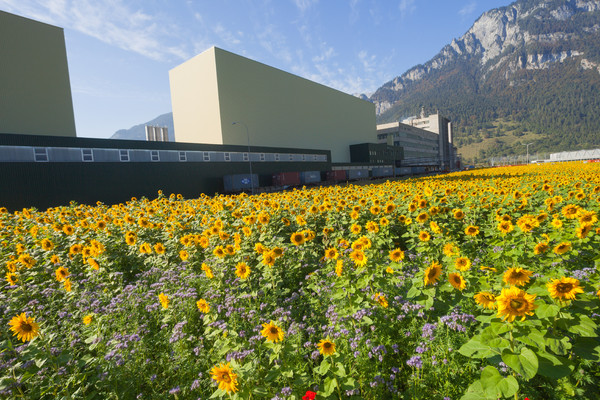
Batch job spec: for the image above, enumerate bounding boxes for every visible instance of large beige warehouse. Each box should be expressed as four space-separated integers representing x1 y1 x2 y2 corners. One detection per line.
169 47 376 163
0 11 76 137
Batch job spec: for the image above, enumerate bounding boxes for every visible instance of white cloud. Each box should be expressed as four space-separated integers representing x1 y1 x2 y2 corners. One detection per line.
0 0 191 62
293 0 318 13
398 0 416 18
459 1 477 16
214 23 242 46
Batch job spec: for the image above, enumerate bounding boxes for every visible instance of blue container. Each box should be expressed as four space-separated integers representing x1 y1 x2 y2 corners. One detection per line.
223 174 259 192
300 171 321 184
347 169 369 180
371 167 393 178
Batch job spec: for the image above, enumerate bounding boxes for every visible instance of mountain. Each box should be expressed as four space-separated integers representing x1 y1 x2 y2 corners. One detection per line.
111 112 174 141
369 0 600 161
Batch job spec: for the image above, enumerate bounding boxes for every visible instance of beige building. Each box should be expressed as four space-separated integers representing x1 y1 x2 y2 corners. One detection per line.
377 113 457 170
0 11 76 137
169 47 376 163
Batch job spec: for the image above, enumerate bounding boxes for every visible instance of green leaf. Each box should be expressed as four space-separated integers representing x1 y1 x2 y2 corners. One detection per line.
501 348 538 380
334 362 346 378
514 328 545 349
537 352 573 379
320 376 337 397
406 285 421 299
545 336 571 356
479 366 518 398
318 359 330 375
571 337 600 361
460 381 488 400
459 336 494 359
567 315 597 337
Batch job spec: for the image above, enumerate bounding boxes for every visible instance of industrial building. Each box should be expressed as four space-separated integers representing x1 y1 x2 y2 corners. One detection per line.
0 11 461 210
169 47 376 163
0 11 76 137
376 113 457 170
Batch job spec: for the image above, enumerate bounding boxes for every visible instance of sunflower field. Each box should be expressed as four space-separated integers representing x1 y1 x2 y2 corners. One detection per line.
1 162 599 400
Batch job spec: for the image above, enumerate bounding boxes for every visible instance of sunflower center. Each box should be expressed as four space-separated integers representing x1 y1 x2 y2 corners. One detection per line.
221 373 231 383
270 327 278 334
428 269 437 279
556 283 573 293
509 299 524 310
20 323 32 333
324 342 332 349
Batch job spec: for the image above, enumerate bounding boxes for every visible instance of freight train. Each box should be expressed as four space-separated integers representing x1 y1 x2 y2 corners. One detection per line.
223 166 431 193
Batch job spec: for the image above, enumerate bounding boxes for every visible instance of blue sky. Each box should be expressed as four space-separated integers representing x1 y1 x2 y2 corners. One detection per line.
1 0 513 139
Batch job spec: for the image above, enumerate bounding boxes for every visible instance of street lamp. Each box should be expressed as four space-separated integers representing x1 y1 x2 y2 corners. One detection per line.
524 142 534 165
232 121 254 195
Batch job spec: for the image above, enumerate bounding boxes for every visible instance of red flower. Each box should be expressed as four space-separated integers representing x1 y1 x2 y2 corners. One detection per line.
303 391 316 400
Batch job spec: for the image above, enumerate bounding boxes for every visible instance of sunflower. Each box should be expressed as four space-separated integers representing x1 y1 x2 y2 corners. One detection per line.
158 293 169 309
40 238 54 251
18 254 36 268
235 262 251 280
418 231 431 242
416 212 428 224
324 247 339 260
443 243 459 257
551 218 563 229
8 313 40 342
534 242 549 255
454 257 471 271
349 249 368 267
365 221 379 233
55 266 70 282
453 209 465 220
154 243 166 254
547 277 584 301
576 224 592 239
83 314 94 325
317 339 336 356
179 250 189 261
335 260 344 277
258 251 274 266
561 204 580 219
464 225 479 236
496 286 537 322
350 224 362 234
197 298 210 313
290 232 305 246
449 273 466 291
125 232 137 245
260 321 285 343
374 292 388 308
87 258 100 270
497 221 514 234
424 262 442 285
553 241 571 255
213 246 226 258
139 242 152 254
389 248 405 262
503 267 533 286
201 263 214 279
210 363 239 393
474 291 497 309
63 278 72 292
6 272 18 286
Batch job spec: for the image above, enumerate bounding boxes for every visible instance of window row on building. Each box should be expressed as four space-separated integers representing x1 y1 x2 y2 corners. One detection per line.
0 145 328 163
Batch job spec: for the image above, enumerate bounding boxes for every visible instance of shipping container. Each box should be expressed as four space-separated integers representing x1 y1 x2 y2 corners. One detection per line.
325 170 347 182
223 174 259 192
395 167 412 176
272 171 301 186
347 168 369 180
411 166 426 174
371 167 393 178
300 170 321 184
